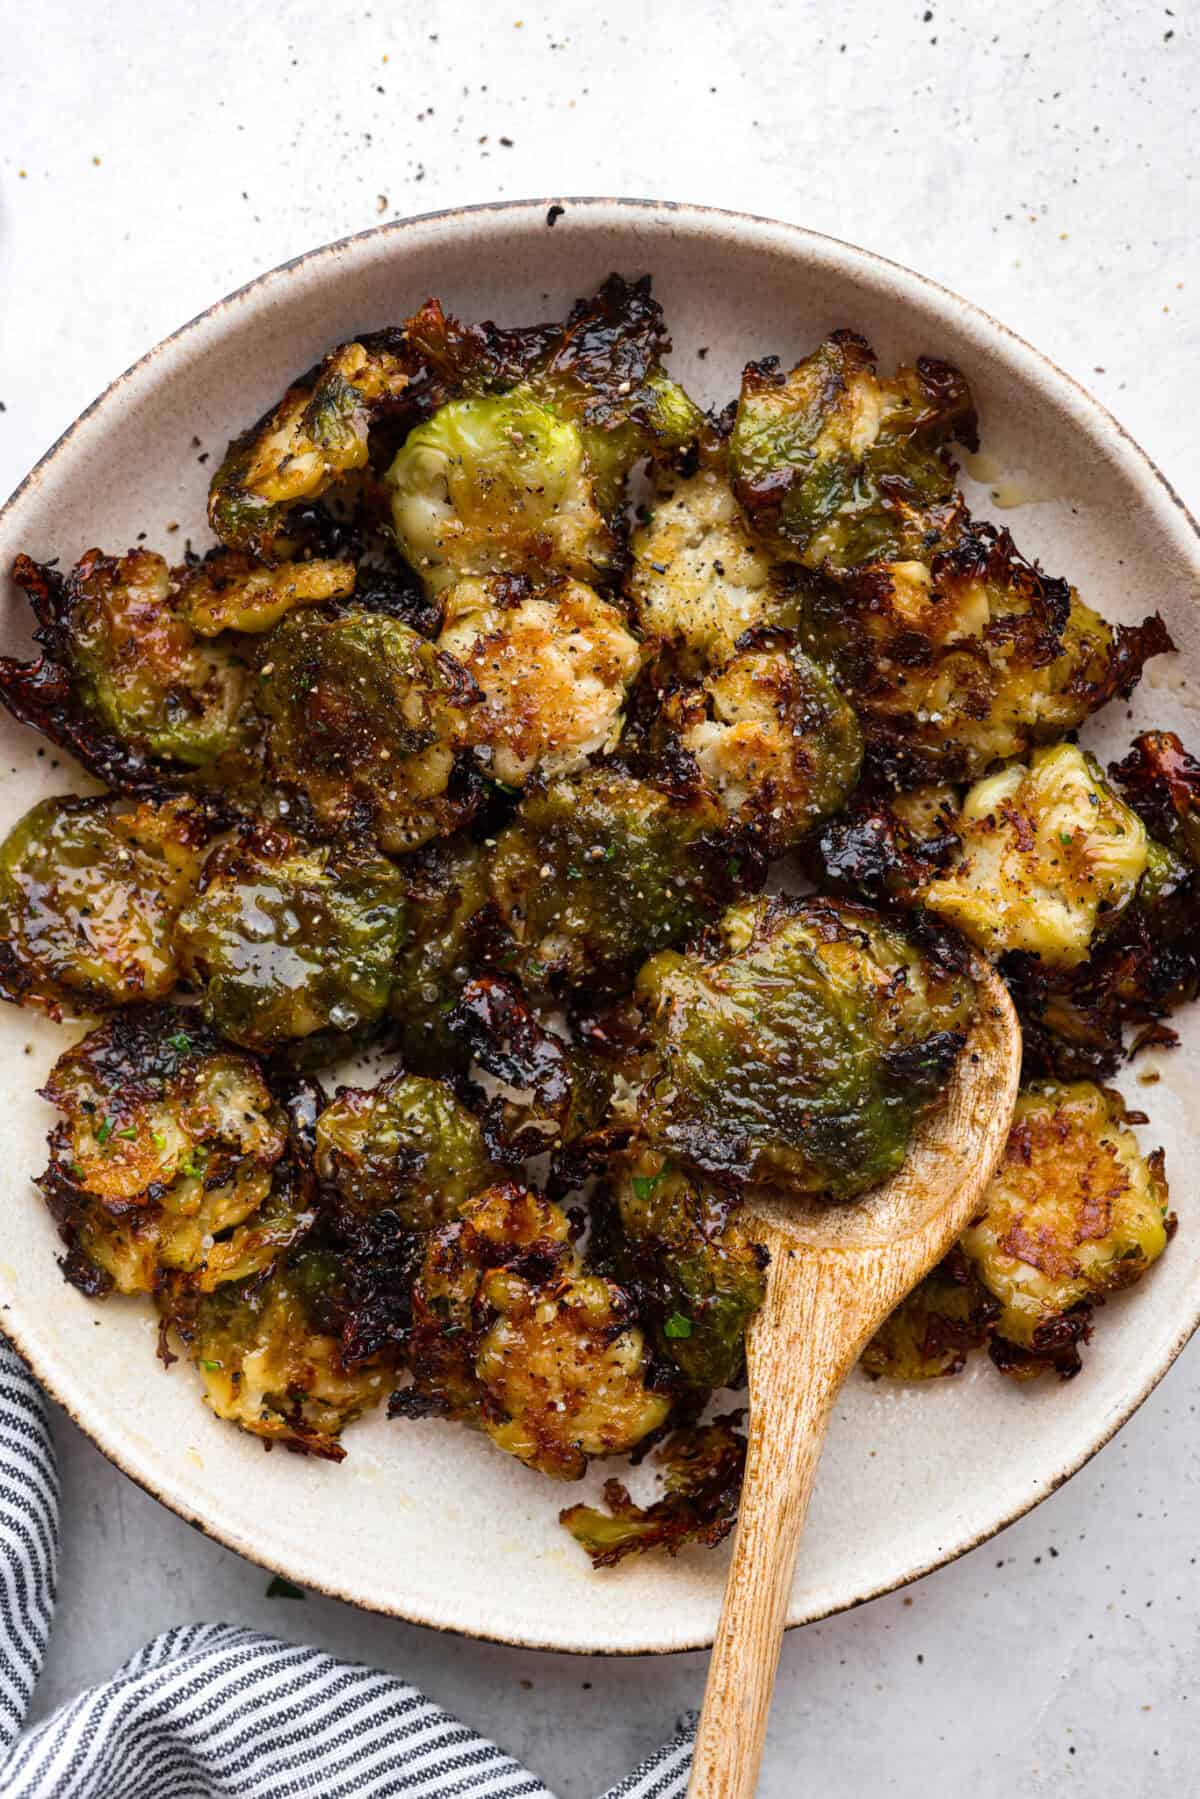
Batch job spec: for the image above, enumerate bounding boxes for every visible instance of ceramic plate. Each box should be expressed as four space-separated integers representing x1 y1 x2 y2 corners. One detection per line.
1 199 1197 1653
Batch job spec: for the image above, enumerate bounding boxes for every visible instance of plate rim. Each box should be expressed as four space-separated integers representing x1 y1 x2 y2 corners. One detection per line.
3 195 1199 1655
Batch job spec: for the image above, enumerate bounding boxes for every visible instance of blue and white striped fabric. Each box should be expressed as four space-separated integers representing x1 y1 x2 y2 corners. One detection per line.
0 1342 694 1798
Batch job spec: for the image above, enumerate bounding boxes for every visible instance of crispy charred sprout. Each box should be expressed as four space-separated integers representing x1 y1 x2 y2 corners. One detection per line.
387 276 701 593
256 608 478 852
924 745 1150 966
397 1182 670 1479
208 336 415 557
0 794 212 1015
662 636 863 854
389 835 489 1069
632 895 975 1197
448 974 614 1161
37 1007 308 1299
172 1238 391 1459
525 273 703 508
860 1246 998 1379
560 1419 747 1566
175 824 407 1054
2 550 258 785
438 575 642 786
962 1081 1171 1379
729 330 976 567
627 462 799 676
488 767 740 993
801 526 1172 783
605 1143 767 1389
315 1070 500 1232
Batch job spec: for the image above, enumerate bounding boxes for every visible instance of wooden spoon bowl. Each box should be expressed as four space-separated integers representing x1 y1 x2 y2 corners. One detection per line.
687 961 1022 1799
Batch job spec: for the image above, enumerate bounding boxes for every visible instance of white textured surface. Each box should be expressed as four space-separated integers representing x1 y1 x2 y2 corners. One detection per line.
1 2 1196 1794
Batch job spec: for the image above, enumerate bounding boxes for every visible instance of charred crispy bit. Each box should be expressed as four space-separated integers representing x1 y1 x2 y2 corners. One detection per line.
729 331 976 567
389 834 489 1070
315 1070 500 1232
924 745 1150 966
802 525 1172 784
37 1007 307 1298
448 973 614 1160
315 1070 501 1364
208 336 416 558
488 766 740 994
662 636 862 855
605 1142 767 1389
806 784 959 906
560 1418 746 1566
1111 730 1200 869
525 272 703 511
961 1081 1172 1379
397 1182 671 1479
860 1245 998 1379
177 550 356 637
3 550 258 782
627 461 799 676
255 607 478 852
631 895 975 1198
175 823 407 1055
0 793 213 1016
437 574 642 786
170 1237 391 1459
387 276 701 594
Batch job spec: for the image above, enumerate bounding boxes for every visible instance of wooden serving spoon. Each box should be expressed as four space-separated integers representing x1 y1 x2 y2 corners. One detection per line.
686 962 1022 1799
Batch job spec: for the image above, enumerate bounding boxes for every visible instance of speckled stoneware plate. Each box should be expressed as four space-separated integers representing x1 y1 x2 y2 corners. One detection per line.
1 199 1198 1654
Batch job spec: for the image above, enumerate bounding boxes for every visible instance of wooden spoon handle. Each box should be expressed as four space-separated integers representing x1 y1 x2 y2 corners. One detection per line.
686 1247 853 1799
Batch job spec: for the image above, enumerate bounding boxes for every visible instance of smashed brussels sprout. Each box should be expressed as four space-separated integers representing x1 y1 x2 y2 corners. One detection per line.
924 744 1149 967
488 767 738 992
729 330 976 567
801 526 1172 783
37 1007 304 1298
607 1143 767 1389
175 825 407 1053
0 793 212 1015
399 1182 670 1479
175 1240 390 1459
437 574 642 786
256 608 477 852
403 273 701 515
665 637 863 854
962 1081 1171 1378
387 390 616 595
209 337 414 557
632 895 975 1197
315 1070 499 1231
627 463 797 675
3 550 256 781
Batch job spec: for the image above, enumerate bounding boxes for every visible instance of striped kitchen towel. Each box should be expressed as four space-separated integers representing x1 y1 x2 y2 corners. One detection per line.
0 1342 694 1798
